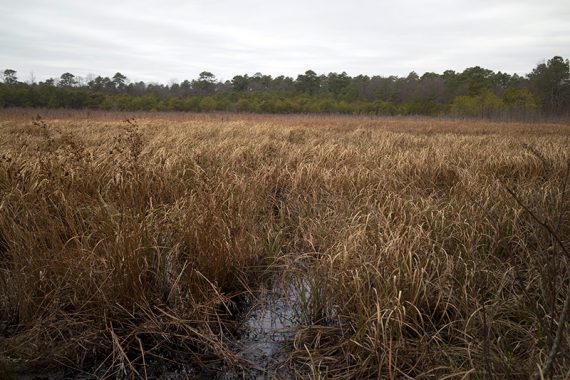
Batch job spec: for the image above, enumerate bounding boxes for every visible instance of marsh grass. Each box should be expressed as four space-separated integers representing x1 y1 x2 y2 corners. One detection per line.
0 110 569 378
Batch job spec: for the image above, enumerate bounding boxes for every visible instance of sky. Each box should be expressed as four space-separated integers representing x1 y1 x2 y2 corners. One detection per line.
1 0 569 84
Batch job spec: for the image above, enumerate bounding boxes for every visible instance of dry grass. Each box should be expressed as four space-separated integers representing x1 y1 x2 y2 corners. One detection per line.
0 110 569 378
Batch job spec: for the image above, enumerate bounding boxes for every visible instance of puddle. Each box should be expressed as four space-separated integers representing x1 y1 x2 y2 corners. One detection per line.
223 276 308 379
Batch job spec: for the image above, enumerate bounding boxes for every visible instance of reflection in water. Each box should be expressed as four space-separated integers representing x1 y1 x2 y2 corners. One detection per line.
228 276 308 379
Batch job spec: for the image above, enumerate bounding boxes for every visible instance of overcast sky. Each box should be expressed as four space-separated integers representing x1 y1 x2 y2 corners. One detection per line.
1 0 569 84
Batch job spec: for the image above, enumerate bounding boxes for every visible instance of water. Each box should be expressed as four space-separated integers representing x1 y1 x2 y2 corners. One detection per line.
225 276 308 379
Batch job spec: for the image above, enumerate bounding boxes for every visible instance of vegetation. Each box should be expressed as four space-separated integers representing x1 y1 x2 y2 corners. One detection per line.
1 56 569 118
0 110 569 378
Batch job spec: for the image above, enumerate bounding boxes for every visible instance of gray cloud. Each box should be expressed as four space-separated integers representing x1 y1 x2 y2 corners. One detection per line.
1 0 569 83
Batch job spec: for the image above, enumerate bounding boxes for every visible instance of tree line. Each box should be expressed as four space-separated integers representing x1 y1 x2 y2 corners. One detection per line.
1 56 569 118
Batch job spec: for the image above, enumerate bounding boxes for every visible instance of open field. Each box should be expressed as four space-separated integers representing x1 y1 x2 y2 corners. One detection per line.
0 110 569 379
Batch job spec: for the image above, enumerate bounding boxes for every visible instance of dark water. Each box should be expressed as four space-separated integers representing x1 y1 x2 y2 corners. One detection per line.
222 276 308 379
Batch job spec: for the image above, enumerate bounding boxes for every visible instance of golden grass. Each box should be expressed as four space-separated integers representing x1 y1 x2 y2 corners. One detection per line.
0 110 569 378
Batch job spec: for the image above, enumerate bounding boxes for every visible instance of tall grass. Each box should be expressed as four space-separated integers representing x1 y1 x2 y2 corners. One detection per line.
0 111 569 378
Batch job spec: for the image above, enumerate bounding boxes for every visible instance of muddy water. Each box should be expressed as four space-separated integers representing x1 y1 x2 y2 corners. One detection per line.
223 276 308 379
